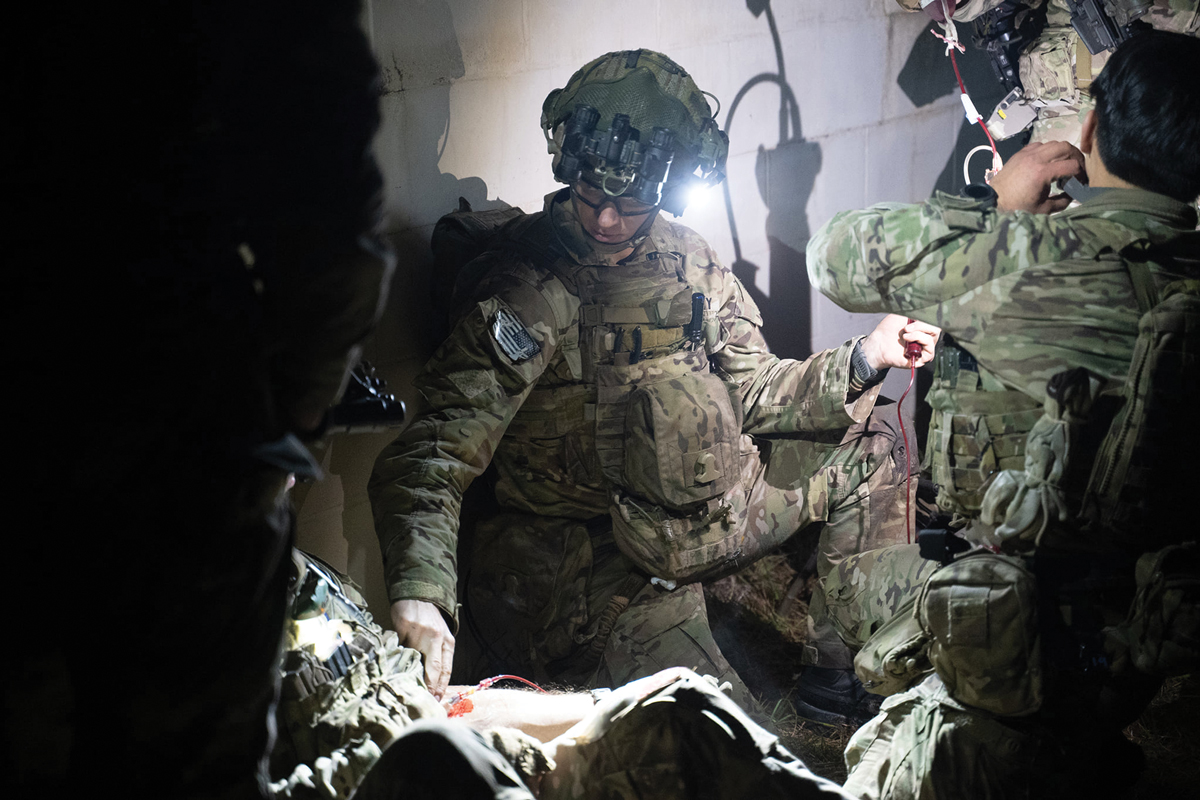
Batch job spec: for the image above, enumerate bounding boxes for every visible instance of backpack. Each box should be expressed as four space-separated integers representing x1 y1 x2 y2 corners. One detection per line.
1083 240 1200 678
1080 240 1200 549
430 197 559 324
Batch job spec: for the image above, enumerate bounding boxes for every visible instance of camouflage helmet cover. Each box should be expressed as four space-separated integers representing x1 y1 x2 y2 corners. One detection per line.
542 49 728 216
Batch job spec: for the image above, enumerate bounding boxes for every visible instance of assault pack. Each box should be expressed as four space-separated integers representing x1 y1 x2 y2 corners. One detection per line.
1079 243 1200 551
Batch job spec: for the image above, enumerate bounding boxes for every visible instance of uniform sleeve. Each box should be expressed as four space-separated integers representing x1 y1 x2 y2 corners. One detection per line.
367 256 566 624
696 245 877 433
805 191 1084 333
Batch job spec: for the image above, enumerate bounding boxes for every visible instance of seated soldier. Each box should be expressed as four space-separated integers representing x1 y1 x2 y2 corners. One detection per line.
806 29 1200 799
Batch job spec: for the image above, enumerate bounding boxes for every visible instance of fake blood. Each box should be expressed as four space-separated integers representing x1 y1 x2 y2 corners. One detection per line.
447 698 474 718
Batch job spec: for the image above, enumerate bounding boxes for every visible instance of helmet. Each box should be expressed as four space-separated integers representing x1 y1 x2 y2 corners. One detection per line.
542 49 728 216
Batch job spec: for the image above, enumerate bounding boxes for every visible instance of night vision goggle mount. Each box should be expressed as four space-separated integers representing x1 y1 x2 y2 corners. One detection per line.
552 102 726 216
543 50 729 216
556 103 679 209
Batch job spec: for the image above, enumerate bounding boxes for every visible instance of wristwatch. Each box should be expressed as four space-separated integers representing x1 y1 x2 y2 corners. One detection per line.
851 340 885 387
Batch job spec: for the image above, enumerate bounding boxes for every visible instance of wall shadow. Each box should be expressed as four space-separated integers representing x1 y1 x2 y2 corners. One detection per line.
725 0 821 361
898 20 1028 196
299 0 507 617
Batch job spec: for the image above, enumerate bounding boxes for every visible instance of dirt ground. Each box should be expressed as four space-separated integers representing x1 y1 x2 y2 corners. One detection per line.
705 554 1200 796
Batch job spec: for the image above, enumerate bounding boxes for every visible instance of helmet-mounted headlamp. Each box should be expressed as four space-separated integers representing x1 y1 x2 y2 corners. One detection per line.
543 50 728 216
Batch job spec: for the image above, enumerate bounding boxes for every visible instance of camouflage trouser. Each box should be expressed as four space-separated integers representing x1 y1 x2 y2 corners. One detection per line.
818 544 935 656
458 403 913 697
764 404 917 668
458 514 759 711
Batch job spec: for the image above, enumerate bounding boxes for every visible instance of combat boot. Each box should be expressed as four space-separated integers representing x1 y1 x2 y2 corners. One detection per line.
792 666 882 728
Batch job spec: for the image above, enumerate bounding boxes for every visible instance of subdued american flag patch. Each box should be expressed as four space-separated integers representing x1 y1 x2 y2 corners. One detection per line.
492 308 541 362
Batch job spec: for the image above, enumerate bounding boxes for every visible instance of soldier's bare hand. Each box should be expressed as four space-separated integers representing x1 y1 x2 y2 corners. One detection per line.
391 599 455 700
862 314 940 371
992 141 1085 215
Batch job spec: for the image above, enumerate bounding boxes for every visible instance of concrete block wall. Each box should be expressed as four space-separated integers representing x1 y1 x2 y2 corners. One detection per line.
297 0 969 619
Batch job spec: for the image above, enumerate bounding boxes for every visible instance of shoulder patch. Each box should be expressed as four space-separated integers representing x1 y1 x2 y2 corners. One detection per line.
492 308 541 362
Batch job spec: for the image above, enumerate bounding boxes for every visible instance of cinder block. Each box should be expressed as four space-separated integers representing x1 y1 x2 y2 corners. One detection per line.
450 0 530 79
522 0 647 71
656 0 770 53
778 18 889 140
374 93 416 223
808 127 867 230
810 294 882 354
911 104 966 198
369 0 467 94
720 147 772 268
866 115 919 204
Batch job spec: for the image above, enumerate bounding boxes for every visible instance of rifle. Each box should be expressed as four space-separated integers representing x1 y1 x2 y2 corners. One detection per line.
1067 0 1152 55
323 360 407 435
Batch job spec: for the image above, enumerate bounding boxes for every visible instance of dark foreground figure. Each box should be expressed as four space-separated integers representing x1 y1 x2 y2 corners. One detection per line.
9 2 392 797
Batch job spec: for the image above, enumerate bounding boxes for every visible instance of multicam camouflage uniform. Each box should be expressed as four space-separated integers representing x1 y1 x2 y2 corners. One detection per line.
270 551 548 799
807 182 1199 796
369 188 913 707
272 551 860 800
896 0 1199 144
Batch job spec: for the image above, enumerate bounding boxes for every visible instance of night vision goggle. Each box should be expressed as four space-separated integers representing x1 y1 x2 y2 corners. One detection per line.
556 104 676 209
551 102 726 216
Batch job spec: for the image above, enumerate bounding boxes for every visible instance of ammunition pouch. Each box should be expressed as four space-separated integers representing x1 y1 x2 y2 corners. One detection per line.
853 598 933 698
623 364 741 509
610 479 752 585
925 339 1042 517
975 367 1105 551
917 551 1044 717
926 386 1042 517
596 349 741 511
594 347 757 584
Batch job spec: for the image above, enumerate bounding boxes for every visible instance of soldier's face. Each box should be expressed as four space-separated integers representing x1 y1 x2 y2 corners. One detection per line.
572 181 658 248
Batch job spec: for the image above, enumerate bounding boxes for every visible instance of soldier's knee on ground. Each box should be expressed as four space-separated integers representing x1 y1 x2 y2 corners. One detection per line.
596 582 757 713
822 545 933 653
